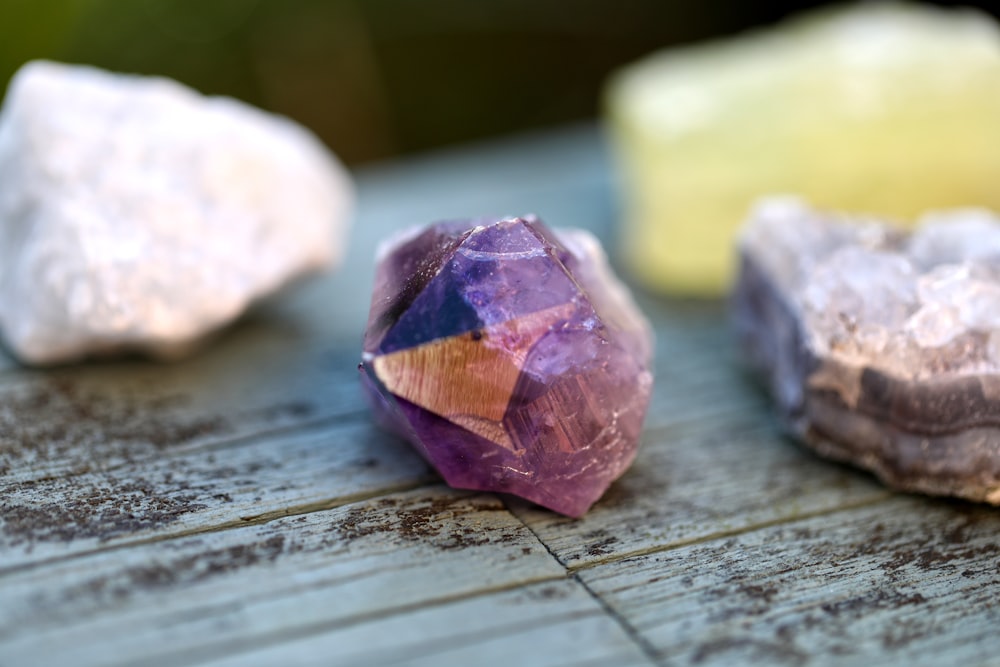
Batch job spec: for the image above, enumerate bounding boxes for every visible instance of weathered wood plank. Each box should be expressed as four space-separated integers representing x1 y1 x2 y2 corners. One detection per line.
578 496 1000 666
0 488 566 667
0 419 434 570
0 335 367 485
197 579 654 667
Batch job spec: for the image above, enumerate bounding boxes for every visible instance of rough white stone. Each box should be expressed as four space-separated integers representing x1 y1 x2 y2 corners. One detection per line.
0 61 353 364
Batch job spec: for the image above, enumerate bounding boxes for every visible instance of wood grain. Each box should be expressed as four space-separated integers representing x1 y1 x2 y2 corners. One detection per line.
1 420 432 570
0 334 367 485
197 580 654 667
578 496 1000 666
1 488 564 667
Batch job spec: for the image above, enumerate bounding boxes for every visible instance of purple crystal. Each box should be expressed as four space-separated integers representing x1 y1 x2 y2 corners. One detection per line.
360 215 654 517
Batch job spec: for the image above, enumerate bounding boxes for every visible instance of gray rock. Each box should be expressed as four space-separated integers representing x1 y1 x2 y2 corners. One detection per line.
733 197 1000 504
0 61 353 364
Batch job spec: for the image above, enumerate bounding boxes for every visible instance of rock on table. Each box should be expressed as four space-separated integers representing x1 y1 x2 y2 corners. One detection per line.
0 61 353 364
360 216 654 517
733 197 1000 504
607 3 1000 295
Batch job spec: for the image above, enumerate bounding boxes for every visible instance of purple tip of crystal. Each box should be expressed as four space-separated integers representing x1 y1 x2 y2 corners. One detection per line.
360 215 654 517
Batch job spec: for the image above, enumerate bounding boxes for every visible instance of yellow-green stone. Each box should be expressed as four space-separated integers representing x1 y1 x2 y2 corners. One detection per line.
606 3 1000 295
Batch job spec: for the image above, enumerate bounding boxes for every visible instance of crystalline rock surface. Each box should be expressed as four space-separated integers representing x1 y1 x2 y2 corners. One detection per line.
0 61 353 364
360 216 654 517
733 197 1000 504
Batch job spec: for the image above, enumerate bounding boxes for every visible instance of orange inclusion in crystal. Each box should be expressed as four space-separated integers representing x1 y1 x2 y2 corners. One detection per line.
372 304 574 452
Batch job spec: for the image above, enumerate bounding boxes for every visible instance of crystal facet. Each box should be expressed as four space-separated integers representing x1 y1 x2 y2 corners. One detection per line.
360 216 654 517
733 197 1000 505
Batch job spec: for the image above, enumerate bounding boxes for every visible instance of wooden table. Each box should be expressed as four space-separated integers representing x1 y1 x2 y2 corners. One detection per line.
3 125 998 667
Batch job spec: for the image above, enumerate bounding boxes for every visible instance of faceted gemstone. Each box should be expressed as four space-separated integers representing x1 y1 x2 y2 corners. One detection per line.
360 216 654 517
607 3 1000 295
732 197 1000 505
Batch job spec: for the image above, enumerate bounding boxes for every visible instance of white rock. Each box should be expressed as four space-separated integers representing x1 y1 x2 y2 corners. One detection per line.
808 246 917 330
739 198 1000 380
0 61 353 364
909 210 1000 267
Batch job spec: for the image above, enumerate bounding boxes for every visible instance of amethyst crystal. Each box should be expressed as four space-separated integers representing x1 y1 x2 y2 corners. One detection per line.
360 215 653 516
733 197 1000 505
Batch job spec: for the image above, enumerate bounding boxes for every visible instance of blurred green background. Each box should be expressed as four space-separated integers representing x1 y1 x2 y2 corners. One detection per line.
2 0 998 164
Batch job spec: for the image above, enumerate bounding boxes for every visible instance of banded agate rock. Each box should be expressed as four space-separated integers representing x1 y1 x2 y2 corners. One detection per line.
0 61 353 364
360 216 654 517
607 3 1000 295
733 197 1000 504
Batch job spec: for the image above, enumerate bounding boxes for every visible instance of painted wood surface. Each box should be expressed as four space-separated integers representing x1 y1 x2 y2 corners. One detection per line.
2 125 999 666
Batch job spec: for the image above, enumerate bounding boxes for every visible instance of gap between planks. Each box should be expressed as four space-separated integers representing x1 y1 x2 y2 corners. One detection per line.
497 489 895 666
505 495 663 666
2 484 903 667
4 438 895 665
0 478 434 578
494 490 895 666
3 437 893 582
2 395 763 577
5 408 371 488
129 573 575 667
561 491 894 575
